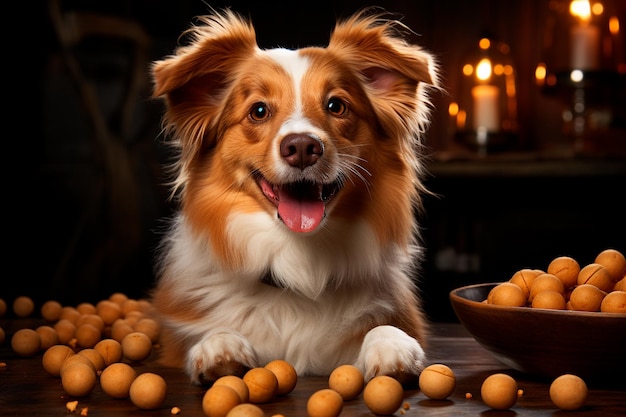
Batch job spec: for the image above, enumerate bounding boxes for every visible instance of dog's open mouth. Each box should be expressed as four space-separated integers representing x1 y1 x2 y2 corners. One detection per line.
258 177 341 233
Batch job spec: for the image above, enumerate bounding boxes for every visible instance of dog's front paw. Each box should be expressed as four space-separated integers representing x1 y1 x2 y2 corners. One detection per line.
355 325 426 383
186 329 259 384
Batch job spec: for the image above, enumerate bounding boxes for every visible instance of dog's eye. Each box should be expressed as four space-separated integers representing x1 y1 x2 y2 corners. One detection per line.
327 97 347 116
249 102 270 121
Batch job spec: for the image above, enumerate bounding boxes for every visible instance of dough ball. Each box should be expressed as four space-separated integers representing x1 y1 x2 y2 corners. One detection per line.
480 373 517 410
550 374 587 411
418 364 456 400
328 364 364 401
129 372 167 410
202 384 241 417
363 375 404 415
307 388 344 417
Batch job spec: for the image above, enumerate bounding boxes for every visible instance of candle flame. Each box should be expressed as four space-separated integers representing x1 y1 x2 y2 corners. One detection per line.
476 58 492 81
570 69 584 82
570 0 592 21
609 16 619 35
448 102 459 117
479 38 491 50
535 63 547 82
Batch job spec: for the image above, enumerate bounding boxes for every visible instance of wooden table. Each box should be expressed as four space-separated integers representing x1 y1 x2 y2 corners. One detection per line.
1 320 624 416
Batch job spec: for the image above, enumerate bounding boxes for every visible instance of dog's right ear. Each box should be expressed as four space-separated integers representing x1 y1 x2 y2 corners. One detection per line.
152 10 258 149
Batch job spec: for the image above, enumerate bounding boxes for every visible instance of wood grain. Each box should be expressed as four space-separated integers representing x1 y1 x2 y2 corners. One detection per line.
1 320 624 416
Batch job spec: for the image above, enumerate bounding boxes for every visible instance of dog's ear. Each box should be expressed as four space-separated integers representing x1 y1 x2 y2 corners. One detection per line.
151 10 257 151
328 11 438 141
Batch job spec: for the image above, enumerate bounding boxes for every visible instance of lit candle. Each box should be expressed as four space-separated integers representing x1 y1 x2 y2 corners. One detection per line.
569 0 599 70
471 85 500 132
570 24 599 69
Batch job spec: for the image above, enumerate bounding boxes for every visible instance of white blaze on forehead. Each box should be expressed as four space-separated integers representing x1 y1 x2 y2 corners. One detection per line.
264 48 317 135
264 47 310 102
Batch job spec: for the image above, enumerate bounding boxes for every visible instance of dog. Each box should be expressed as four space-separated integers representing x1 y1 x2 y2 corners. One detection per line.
150 8 439 385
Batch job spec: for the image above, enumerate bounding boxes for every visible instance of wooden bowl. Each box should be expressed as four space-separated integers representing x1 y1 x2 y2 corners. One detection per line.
449 283 626 383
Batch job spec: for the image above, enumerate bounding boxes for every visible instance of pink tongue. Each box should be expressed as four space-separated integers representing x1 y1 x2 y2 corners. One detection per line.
277 189 325 233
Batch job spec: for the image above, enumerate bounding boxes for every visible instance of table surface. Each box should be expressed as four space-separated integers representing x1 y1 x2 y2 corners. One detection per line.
1 319 624 417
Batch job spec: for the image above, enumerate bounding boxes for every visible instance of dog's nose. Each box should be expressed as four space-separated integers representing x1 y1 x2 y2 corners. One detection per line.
280 134 323 169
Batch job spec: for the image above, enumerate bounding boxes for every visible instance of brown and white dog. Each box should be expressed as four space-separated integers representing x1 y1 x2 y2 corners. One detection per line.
150 8 439 385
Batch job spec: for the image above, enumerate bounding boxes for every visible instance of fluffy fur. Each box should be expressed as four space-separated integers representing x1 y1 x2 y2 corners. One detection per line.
150 8 439 384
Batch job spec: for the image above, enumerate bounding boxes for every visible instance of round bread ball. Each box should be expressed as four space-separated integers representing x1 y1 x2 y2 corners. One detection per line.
111 319 135 342
42 344 75 376
13 296 35 318
307 388 344 417
578 263 613 293
109 292 129 306
133 318 161 343
600 290 626 313
76 313 105 333
509 269 542 299
214 375 250 402
418 364 456 400
59 306 81 323
202 384 242 417
594 249 626 282
11 328 41 357
363 375 404 415
226 403 265 417
550 374 587 410
101 362 137 398
0 298 7 317
41 300 63 321
122 298 142 315
328 364 364 401
61 362 97 397
54 319 77 345
529 274 564 302
488 283 526 307
243 367 278 403
569 284 606 312
76 302 97 315
94 338 123 366
129 372 167 410
35 325 59 350
97 300 123 326
60 354 96 377
77 348 106 372
75 323 101 349
547 256 580 289
531 290 566 310
0 327 5 345
121 331 153 362
480 373 517 410
265 359 298 396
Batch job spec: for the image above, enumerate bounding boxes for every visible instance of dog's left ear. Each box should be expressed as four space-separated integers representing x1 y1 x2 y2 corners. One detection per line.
328 11 438 138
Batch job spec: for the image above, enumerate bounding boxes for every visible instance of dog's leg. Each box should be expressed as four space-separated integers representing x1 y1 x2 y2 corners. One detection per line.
186 328 259 384
355 325 426 383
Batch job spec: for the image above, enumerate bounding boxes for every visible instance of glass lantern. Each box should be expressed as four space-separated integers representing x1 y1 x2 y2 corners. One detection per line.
450 37 519 155
535 0 625 152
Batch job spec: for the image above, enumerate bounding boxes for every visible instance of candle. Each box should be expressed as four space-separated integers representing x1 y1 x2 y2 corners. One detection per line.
570 23 599 70
569 0 599 70
471 85 500 132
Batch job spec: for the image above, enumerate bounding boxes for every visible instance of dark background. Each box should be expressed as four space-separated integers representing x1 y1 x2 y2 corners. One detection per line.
5 0 625 321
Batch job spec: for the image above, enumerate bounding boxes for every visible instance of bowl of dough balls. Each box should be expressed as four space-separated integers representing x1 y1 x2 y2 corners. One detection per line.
449 248 626 383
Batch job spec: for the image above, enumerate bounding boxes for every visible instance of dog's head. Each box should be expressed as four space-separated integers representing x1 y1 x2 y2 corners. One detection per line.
152 9 438 266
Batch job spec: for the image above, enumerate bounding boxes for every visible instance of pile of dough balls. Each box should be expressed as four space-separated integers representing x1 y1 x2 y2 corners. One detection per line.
202 360 298 417
486 248 626 312
4 292 168 410
307 365 403 417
